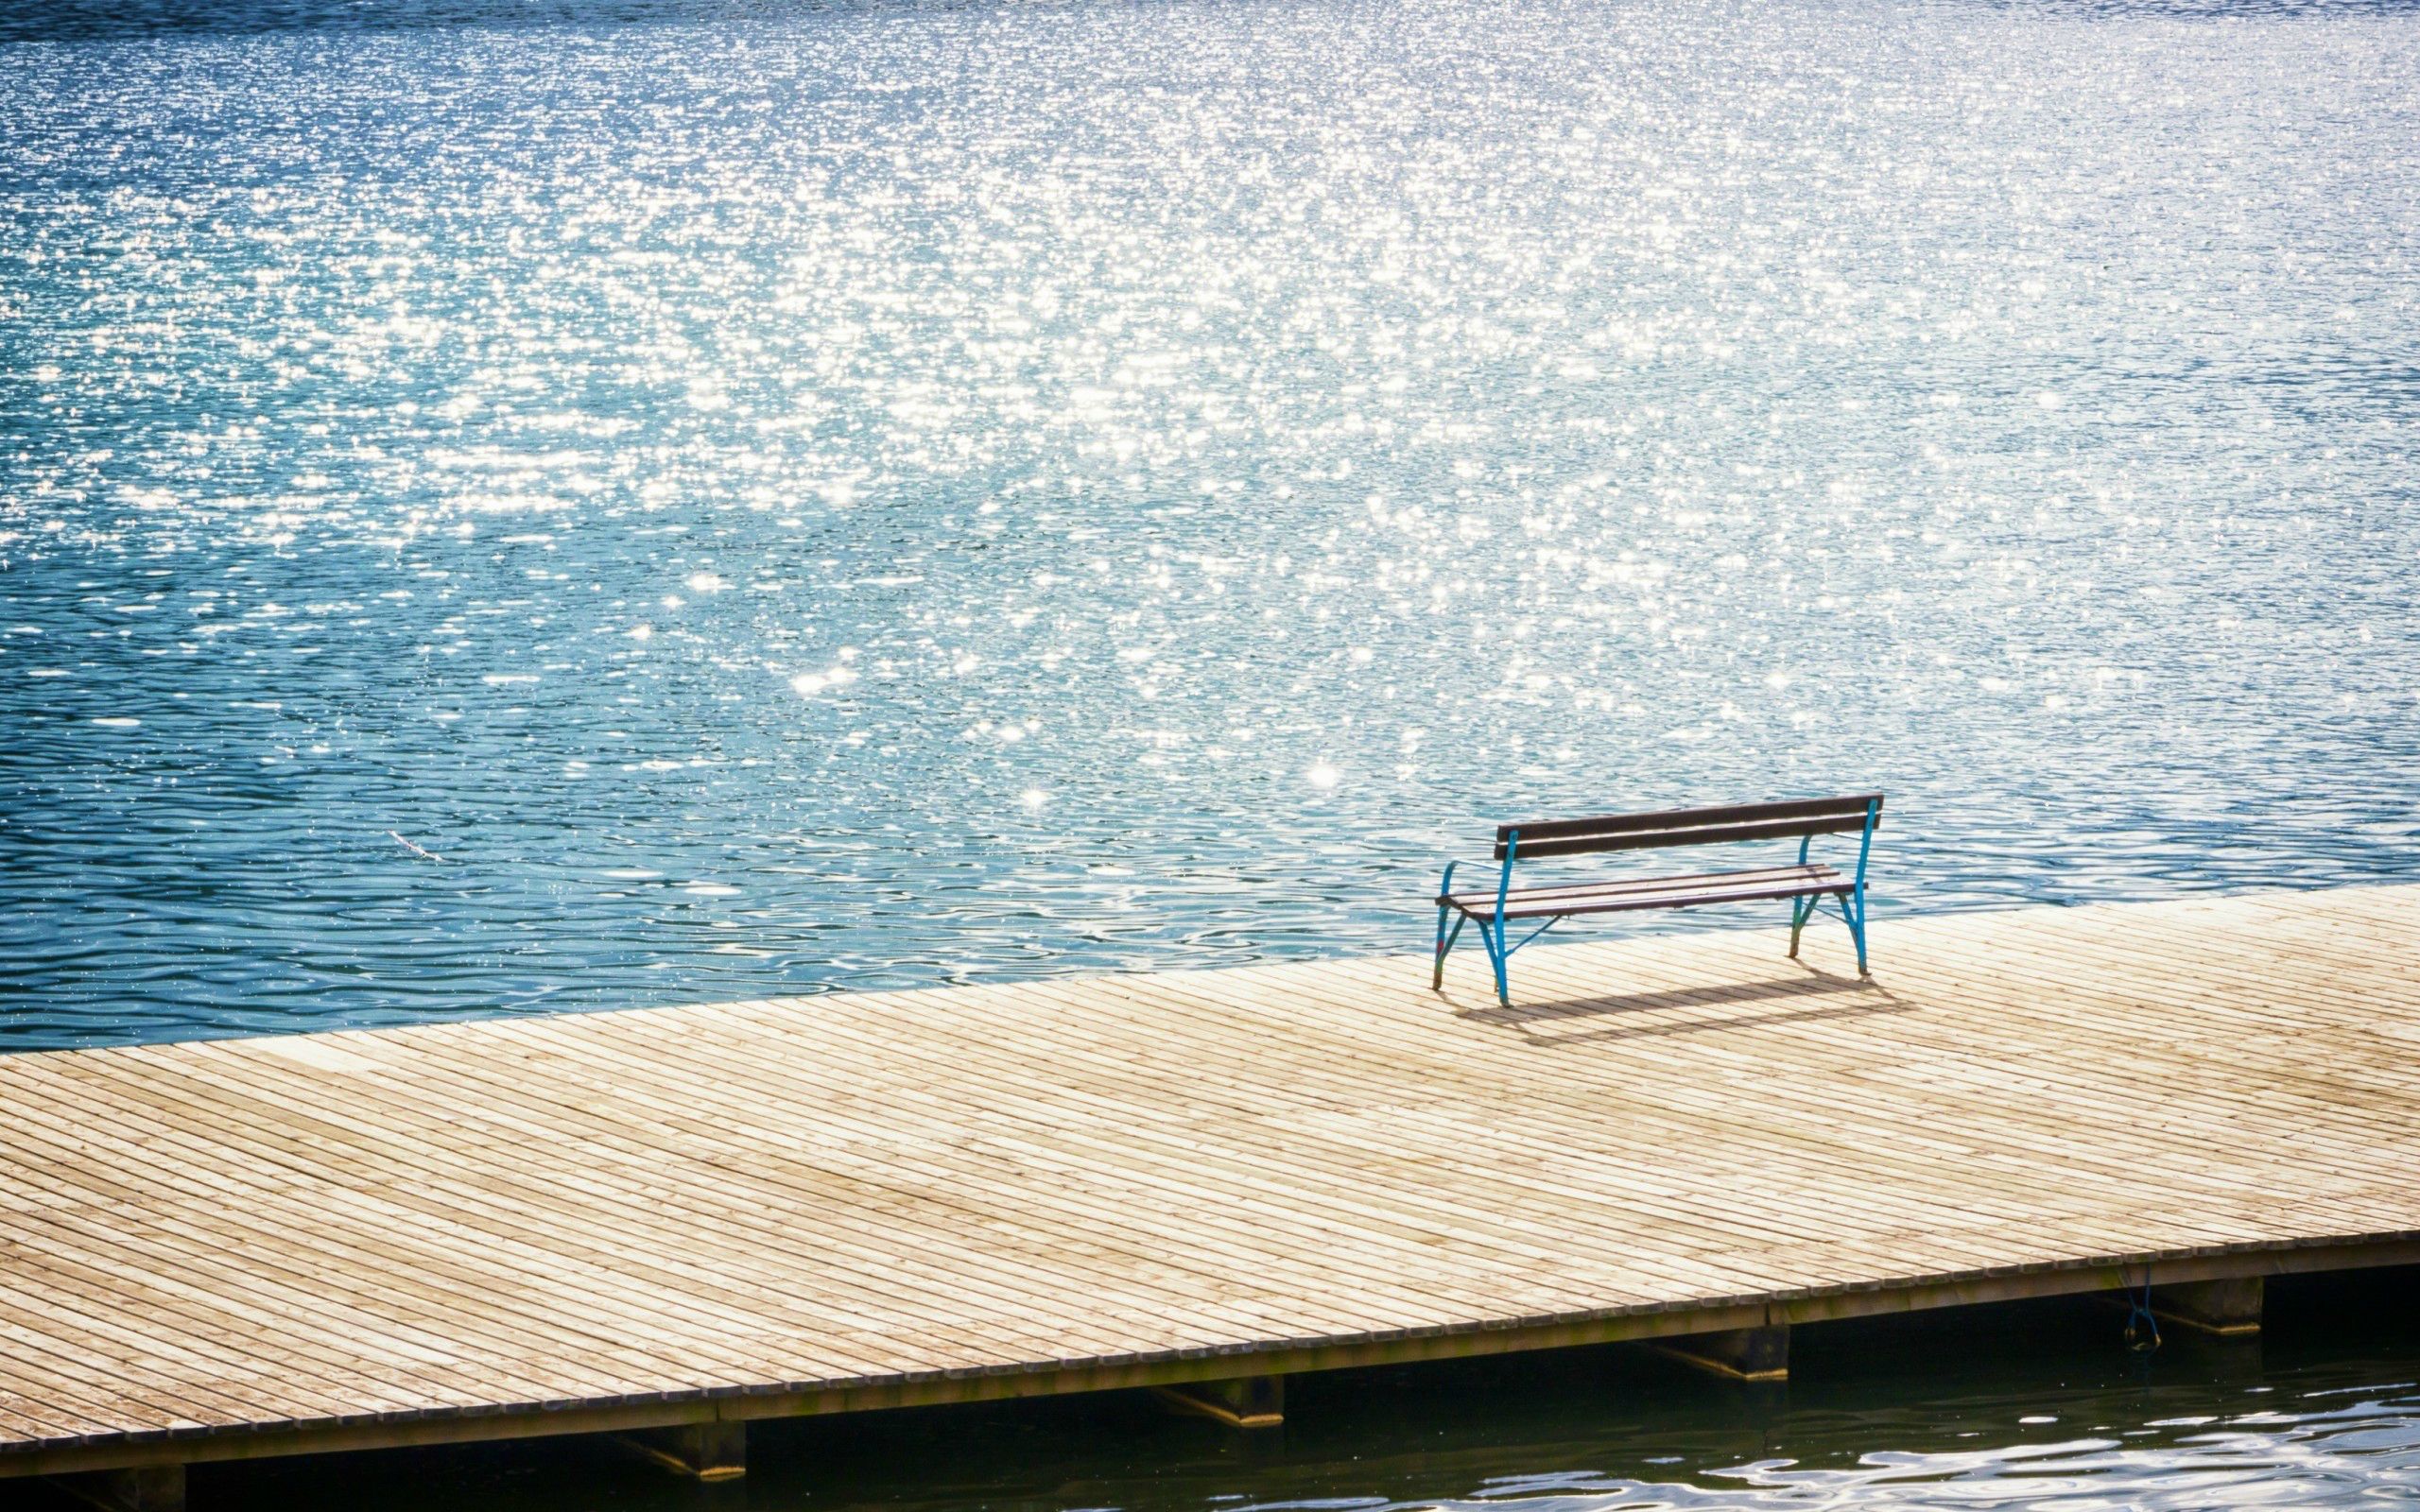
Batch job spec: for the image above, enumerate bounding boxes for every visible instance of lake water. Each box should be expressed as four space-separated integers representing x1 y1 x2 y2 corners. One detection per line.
5 0 2419 1052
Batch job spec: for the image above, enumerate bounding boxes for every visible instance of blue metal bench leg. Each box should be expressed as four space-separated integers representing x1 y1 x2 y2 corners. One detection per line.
1787 833 1814 958
1481 920 1511 1007
1433 914 1466 990
1432 861 1461 990
1487 834 1516 1007
1848 798 1877 975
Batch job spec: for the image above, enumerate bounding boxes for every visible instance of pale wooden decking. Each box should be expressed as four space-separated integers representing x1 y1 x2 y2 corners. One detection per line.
4 884 2419 1475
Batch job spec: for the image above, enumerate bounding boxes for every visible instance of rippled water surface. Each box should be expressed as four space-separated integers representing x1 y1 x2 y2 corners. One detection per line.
6 0 2420 1046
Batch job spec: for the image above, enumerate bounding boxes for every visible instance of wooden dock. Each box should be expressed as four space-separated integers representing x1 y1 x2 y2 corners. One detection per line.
5 885 2419 1497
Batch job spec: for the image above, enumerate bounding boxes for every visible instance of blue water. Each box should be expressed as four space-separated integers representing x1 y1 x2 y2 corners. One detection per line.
5 0 2420 1049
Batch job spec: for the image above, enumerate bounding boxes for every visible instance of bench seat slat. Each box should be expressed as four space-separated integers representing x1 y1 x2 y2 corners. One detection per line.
1442 864 1848 921
1438 862 1837 908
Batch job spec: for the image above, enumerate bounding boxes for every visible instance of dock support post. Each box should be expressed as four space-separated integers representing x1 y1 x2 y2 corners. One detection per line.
46 1466 185 1512
2158 1276 2263 1336
1656 1323 1789 1382
620 1420 746 1481
1151 1374 1285 1428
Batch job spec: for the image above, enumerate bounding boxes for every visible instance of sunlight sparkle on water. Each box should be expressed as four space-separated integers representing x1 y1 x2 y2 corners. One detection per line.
2 0 2418 1048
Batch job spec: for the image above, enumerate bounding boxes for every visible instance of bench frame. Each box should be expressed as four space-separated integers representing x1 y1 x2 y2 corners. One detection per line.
1432 794 1883 1007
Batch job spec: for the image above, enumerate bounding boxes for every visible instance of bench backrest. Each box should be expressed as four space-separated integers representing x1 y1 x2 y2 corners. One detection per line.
1493 794 1884 861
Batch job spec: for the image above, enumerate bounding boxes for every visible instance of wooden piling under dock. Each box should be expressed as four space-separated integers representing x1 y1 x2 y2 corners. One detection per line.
4 885 2419 1484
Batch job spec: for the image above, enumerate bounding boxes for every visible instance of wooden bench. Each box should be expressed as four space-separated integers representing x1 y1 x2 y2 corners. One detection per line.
1432 794 1884 1006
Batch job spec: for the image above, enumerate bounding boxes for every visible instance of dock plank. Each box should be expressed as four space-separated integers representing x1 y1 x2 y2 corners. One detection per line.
3 885 2419 1469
